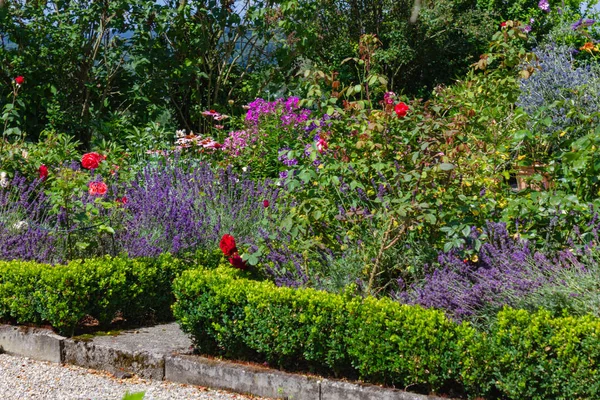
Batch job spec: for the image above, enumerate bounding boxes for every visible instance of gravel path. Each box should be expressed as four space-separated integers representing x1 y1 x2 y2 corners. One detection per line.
0 353 265 400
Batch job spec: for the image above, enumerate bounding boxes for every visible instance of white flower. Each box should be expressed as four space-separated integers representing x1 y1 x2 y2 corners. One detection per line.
13 220 29 231
242 167 248 172
0 172 9 188
176 129 186 138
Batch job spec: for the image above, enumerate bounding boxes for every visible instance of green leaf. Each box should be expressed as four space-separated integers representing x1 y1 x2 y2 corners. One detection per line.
122 392 145 400
439 163 455 171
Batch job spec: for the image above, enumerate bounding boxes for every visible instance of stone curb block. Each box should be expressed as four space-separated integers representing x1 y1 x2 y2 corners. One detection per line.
165 354 321 400
0 325 63 363
320 379 438 400
63 338 165 380
0 324 454 400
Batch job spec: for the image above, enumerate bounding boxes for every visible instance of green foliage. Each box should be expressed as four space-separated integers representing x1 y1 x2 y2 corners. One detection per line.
173 267 462 392
0 254 188 335
0 0 303 148
461 308 600 399
258 22 535 294
122 392 145 400
173 268 600 398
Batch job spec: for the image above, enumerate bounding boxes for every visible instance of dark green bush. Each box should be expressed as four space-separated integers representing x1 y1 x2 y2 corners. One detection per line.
173 268 600 398
172 267 462 393
461 308 600 399
0 253 187 335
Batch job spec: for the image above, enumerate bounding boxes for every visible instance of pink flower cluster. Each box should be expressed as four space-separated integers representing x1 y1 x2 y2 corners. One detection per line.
175 130 222 150
245 97 311 127
223 130 253 156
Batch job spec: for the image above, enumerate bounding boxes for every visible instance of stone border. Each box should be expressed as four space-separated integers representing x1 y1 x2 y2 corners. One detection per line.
0 324 452 400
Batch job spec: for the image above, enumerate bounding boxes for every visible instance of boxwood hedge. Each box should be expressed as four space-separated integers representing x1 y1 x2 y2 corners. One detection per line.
173 267 600 399
0 254 188 335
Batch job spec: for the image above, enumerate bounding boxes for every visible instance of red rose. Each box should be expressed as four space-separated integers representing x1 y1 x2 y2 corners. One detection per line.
316 138 328 153
14 76 24 85
88 181 108 196
263 199 270 208
81 152 104 170
229 254 247 270
39 165 48 180
394 102 409 118
116 196 127 205
500 21 507 28
219 234 238 257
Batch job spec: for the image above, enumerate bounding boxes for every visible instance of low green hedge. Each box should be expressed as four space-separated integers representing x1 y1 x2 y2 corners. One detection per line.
0 254 188 335
173 268 462 393
173 267 600 399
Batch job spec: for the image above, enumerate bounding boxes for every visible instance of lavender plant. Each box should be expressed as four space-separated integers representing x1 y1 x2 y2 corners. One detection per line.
0 175 59 263
396 221 597 326
116 162 281 259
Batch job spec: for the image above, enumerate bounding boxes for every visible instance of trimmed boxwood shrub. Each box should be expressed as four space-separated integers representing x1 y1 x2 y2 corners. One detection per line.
173 267 600 399
172 267 463 393
461 308 600 399
0 253 188 335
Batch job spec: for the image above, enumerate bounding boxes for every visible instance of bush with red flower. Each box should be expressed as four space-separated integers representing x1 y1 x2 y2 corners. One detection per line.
81 152 106 170
38 165 48 180
220 234 247 270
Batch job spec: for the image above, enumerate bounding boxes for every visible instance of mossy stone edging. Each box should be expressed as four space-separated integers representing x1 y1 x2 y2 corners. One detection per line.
0 323 452 400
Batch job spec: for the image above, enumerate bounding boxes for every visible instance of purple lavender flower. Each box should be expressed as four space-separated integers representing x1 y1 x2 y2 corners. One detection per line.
278 147 298 166
572 18 595 30
116 162 281 258
395 222 585 323
0 175 59 263
538 0 550 12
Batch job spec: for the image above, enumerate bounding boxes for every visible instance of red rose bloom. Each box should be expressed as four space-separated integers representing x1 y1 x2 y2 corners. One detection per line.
116 196 127 205
14 76 24 85
88 181 108 196
316 138 328 153
263 199 270 208
39 165 48 180
394 102 409 118
500 21 507 28
219 234 238 257
229 254 247 270
81 152 104 170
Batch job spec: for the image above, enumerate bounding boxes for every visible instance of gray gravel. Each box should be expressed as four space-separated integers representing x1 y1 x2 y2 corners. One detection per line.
0 353 265 400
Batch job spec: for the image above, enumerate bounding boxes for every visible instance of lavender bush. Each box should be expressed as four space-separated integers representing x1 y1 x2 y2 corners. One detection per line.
397 221 589 325
117 161 281 258
0 175 59 263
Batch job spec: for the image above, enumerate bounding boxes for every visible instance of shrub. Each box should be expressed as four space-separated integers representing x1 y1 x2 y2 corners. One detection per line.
0 254 188 335
461 308 600 399
397 221 595 325
172 267 462 393
173 267 600 398
0 175 58 263
118 162 281 258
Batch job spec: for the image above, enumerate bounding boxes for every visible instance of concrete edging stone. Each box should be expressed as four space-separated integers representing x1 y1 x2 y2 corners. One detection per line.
0 323 453 400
